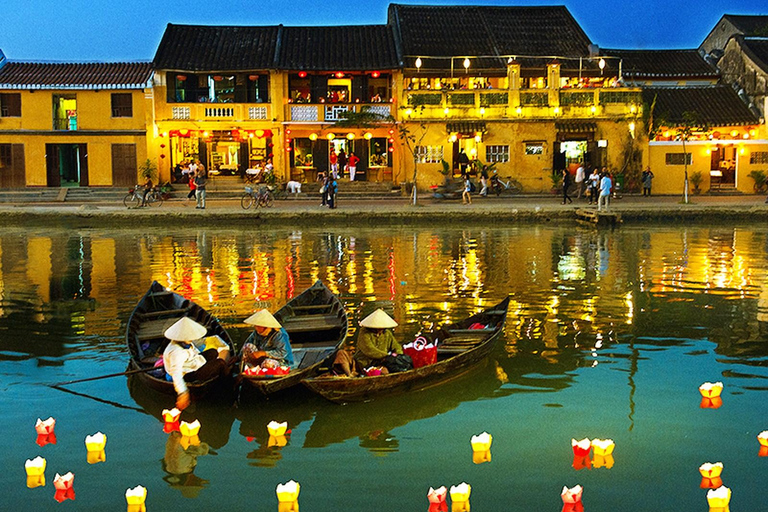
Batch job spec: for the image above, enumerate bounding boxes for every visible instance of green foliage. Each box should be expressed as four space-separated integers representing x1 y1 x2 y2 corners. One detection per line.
748 170 767 193
690 170 703 188
473 160 498 176
139 159 157 181
440 159 450 176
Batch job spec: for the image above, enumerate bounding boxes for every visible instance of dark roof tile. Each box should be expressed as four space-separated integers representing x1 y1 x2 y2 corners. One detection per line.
602 49 718 79
643 85 758 127
723 15 768 36
0 61 152 89
739 37 768 73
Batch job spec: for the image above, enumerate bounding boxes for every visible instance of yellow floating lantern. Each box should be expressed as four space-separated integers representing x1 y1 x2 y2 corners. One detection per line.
87 450 106 465
706 485 731 511
700 462 723 489
276 480 301 502
472 450 491 464
25 456 46 476
35 417 55 435
179 419 200 437
699 382 723 398
449 482 471 502
470 432 492 451
126 486 147 506
85 432 107 451
268 435 288 448
591 438 614 456
267 421 288 437
162 408 181 423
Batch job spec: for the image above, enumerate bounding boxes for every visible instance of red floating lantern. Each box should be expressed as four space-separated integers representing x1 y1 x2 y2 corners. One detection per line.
36 432 57 447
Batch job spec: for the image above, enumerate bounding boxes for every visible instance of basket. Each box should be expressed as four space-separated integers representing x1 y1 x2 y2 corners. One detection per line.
244 186 253 194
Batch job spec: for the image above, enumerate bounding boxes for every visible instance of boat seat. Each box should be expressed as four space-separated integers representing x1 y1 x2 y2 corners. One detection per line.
137 318 192 342
283 314 342 334
147 290 173 298
296 347 334 369
446 328 493 336
292 304 333 313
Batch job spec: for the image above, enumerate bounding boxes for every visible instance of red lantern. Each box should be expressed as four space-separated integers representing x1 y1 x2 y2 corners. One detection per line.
176 74 187 81
298 71 307 78
371 71 380 78
248 75 259 81
213 75 223 81
335 72 344 78
160 144 166 149
160 154 166 159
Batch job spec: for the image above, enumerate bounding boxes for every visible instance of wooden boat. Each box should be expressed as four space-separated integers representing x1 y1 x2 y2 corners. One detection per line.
239 280 349 397
302 296 510 403
126 281 235 396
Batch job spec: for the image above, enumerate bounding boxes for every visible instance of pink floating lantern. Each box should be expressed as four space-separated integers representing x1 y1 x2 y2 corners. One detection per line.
53 472 75 502
561 485 584 512
36 432 57 447
699 462 723 489
35 417 56 435
428 486 448 512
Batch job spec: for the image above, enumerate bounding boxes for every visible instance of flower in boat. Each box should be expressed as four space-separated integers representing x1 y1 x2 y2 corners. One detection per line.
428 486 447 504
179 419 200 437
699 382 723 398
24 456 46 476
53 472 74 491
591 439 614 456
276 480 300 502
470 432 492 451
571 438 591 456
561 485 583 504
706 486 731 508
758 431 768 447
162 408 181 423
35 417 55 435
267 420 288 437
84 432 107 451
449 482 471 502
125 486 147 505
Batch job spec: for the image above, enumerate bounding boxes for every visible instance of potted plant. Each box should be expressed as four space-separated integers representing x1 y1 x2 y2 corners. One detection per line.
138 159 157 182
748 170 767 194
549 170 561 194
690 170 703 195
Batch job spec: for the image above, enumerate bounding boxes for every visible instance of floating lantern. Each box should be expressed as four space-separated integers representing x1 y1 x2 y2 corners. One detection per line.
35 417 55 435
700 396 723 409
267 421 288 437
591 439 614 456
449 482 471 503
592 453 614 469
25 456 46 476
571 438 591 457
699 382 723 398
53 472 75 502
561 485 584 512
179 420 200 437
428 486 448 512
700 462 724 489
268 435 288 448
758 431 768 456
706 486 731 512
85 432 107 451
179 434 200 450
276 480 300 502
87 450 106 464
36 432 57 447
162 408 181 423
470 432 492 451
126 486 147 507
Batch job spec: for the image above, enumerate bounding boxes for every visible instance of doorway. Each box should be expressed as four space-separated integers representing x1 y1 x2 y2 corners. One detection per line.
46 144 88 187
710 144 736 185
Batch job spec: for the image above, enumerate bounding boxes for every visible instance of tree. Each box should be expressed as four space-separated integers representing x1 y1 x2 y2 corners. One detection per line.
397 122 430 205
675 111 708 204
138 159 157 181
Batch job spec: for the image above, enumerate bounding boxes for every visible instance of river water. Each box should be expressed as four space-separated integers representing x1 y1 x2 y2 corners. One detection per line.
1 224 767 511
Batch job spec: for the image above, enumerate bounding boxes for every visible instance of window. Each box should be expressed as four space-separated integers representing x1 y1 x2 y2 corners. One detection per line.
524 143 543 155
53 95 77 130
0 93 21 117
486 145 509 163
750 151 768 164
666 153 692 165
415 145 443 164
111 93 132 117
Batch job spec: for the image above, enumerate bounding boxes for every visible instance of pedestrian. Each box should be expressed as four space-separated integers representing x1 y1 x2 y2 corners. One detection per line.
462 174 472 205
186 170 197 202
195 166 207 209
598 172 612 212
337 149 347 179
642 167 654 196
561 169 573 205
348 152 360 181
575 162 585 199
318 171 328 206
479 166 489 196
327 176 339 209
329 150 338 176
588 167 600 205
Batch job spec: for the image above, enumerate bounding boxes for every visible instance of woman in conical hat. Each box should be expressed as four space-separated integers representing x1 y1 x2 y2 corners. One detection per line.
241 309 294 370
162 317 230 410
352 308 404 371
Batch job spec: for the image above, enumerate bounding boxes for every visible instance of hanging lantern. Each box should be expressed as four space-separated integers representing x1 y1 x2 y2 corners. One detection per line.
463 58 471 70
309 133 318 141
364 132 373 140
176 75 187 81
213 75 223 81
699 462 724 489
327 133 336 140
346 133 355 140
415 57 423 70
298 71 307 78
335 72 344 78
249 75 260 81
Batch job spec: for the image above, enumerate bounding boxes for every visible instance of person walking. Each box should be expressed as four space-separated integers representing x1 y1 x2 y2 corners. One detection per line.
348 152 360 182
194 166 207 209
327 176 339 209
479 166 489 196
337 149 347 179
598 172 612 212
462 174 472 205
186 170 197 202
575 162 585 199
561 169 573 205
642 167 654 196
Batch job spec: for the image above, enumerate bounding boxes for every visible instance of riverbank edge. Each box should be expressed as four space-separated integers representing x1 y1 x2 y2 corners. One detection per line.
1 204 767 228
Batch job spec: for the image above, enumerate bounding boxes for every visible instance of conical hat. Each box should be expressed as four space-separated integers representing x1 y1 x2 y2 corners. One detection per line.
244 309 282 329
359 308 398 329
164 317 207 341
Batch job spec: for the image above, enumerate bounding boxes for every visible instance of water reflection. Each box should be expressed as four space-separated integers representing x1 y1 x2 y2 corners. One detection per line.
162 431 210 498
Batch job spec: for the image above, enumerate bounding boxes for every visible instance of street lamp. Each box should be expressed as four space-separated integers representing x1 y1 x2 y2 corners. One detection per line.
598 58 606 76
463 58 470 73
415 57 422 72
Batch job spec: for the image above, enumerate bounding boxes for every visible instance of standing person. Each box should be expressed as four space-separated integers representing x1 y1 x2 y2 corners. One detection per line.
588 167 600 205
317 171 328 206
327 175 339 209
575 162 585 199
329 150 338 177
642 167 654 196
458 149 470 175
598 172 612 212
337 149 347 179
561 169 573 205
462 174 472 205
348 152 360 181
186 171 197 202
194 166 207 209
479 166 489 196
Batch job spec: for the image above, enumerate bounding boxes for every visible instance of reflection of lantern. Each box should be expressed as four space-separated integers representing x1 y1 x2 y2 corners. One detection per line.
706 486 731 511
267 421 288 437
561 485 583 512
591 439 614 456
36 432 57 447
179 435 200 450
592 453 614 469
85 432 107 451
470 432 492 451
699 382 723 398
571 438 591 457
25 456 46 476
179 420 200 437
35 417 55 435
700 462 724 489
268 435 288 448
472 450 491 464
87 449 106 464
162 408 181 423
572 454 592 471
700 396 723 409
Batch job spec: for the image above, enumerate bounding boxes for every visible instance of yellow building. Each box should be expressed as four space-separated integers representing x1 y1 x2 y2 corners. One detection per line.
0 59 153 188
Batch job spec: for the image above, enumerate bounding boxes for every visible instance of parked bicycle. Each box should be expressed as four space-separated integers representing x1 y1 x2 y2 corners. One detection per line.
124 185 163 208
241 185 274 209
490 173 523 196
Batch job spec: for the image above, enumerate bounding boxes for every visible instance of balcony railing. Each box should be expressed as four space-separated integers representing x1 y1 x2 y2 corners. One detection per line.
285 103 392 123
160 103 271 122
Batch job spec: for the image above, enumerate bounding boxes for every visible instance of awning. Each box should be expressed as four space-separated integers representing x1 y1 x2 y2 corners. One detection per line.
447 121 487 134
556 121 597 133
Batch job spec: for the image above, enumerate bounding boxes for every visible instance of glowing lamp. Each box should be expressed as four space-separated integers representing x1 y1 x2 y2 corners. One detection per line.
298 71 307 78
706 486 731 510
664 130 671 137
415 57 423 69
335 72 344 78
474 134 482 143
444 107 450 115
554 107 560 115
203 131 210 138
87 450 106 464
516 106 522 115
267 421 288 437
428 486 447 504
25 456 46 476
630 104 637 113
590 106 597 113
179 419 200 437
276 480 300 502
469 148 477 156
591 439 614 456
479 107 485 116
571 438 591 457
309 133 318 141
364 132 373 140
162 408 181 423
463 58 470 70
699 382 723 398
126 486 147 506
346 133 355 140
470 432 492 451
730 130 739 138
371 71 381 78
405 108 413 116
598 58 606 70
449 482 471 502
700 462 724 489
255 129 265 138
35 417 55 435
449 134 458 143
85 432 107 451
327 133 336 140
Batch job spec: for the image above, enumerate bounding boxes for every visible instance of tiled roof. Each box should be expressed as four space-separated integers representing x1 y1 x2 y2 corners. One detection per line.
153 24 280 71
643 85 758 127
447 121 487 134
556 121 597 133
0 61 152 89
739 37 768 73
389 4 592 72
602 49 718 79
276 25 400 71
723 15 768 36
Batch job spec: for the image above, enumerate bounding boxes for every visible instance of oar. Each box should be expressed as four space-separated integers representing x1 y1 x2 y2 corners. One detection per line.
52 365 158 387
48 384 148 414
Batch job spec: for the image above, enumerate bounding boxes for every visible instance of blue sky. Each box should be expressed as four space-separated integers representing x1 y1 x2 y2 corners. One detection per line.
1 0 766 61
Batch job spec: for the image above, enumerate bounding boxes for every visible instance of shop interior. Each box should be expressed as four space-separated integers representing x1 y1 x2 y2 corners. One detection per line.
710 143 737 185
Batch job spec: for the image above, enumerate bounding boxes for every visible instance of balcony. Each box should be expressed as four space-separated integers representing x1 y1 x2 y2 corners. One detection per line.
157 103 271 122
285 103 393 123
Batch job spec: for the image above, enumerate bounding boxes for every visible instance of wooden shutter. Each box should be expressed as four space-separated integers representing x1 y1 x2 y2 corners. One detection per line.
313 139 329 175
111 93 133 117
45 144 61 187
111 144 137 187
258 75 270 103
78 144 89 186
0 93 21 117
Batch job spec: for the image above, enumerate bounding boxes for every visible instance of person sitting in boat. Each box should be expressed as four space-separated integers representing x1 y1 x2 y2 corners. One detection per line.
241 309 295 370
163 317 230 410
352 309 409 374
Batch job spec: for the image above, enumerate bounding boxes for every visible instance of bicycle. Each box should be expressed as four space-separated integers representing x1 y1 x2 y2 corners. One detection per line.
241 185 274 209
490 174 523 196
123 185 163 208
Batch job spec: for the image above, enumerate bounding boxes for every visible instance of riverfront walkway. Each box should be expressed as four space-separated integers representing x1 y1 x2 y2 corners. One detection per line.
1 193 767 227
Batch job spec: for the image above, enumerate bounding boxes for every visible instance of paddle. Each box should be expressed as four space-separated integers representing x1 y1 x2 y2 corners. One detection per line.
52 365 159 387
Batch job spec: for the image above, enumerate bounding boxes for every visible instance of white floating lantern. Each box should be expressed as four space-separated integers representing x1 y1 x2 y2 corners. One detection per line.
561 485 583 504
267 420 288 437
470 432 492 451
162 408 181 423
125 486 147 505
179 419 200 437
699 382 723 398
25 456 46 476
428 486 447 504
35 417 55 435
53 472 74 491
591 438 614 456
85 432 107 451
276 480 300 502
449 482 471 502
